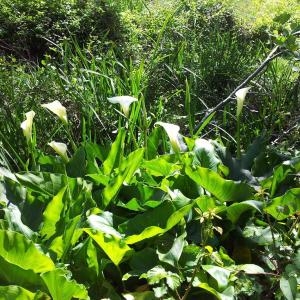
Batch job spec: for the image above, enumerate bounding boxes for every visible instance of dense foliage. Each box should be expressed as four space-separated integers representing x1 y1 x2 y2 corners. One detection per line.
0 0 299 299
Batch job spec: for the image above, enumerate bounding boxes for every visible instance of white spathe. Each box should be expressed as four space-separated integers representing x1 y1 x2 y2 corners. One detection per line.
41 100 68 124
48 141 69 162
155 121 186 153
235 87 251 118
20 110 35 142
107 96 138 117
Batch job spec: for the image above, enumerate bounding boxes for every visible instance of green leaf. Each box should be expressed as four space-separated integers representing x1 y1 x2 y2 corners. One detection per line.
66 146 86 177
41 268 89 300
119 200 193 244
280 276 297 300
198 283 234 300
84 228 132 266
237 264 265 274
193 138 221 171
102 148 144 207
186 166 253 202
142 157 181 177
141 265 181 289
3 204 35 239
40 187 67 240
202 265 231 290
264 188 300 220
129 248 158 273
103 128 126 176
157 233 186 267
0 285 48 300
15 172 68 197
0 230 55 273
226 200 262 224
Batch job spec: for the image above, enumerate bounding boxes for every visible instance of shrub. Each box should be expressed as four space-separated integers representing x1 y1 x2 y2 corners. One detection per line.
0 0 123 60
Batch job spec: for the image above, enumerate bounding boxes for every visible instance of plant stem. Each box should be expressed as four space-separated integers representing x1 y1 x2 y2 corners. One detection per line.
180 255 202 300
194 46 284 132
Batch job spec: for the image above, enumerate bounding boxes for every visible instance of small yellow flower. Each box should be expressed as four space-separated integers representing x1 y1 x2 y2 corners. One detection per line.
235 87 251 118
20 110 35 142
48 141 69 162
41 100 68 124
107 96 138 118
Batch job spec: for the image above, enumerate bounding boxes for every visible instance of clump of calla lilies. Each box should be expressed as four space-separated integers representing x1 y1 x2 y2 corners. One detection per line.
21 96 189 167
21 100 71 163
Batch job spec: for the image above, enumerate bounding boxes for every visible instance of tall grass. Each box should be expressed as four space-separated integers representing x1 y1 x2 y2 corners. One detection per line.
0 0 299 170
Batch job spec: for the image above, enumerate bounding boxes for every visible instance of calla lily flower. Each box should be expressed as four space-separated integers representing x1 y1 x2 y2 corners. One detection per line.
235 87 251 118
107 96 138 118
155 121 186 153
41 100 68 124
20 110 35 142
48 141 69 162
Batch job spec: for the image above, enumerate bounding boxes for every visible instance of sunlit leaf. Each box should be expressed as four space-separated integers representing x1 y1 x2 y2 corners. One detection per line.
193 138 221 171
202 265 231 290
186 166 253 202
0 285 49 300
226 200 262 223
264 188 300 220
0 230 55 273
84 228 132 266
40 187 67 240
280 276 297 300
103 128 125 176
119 200 193 244
102 148 144 207
41 268 89 300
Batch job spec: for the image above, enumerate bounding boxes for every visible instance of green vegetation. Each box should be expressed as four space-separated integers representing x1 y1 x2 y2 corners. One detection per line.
0 0 299 299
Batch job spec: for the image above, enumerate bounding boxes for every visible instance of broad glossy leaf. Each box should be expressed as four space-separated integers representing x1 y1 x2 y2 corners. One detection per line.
41 268 89 300
66 146 86 177
262 157 300 197
0 255 43 289
142 157 181 177
264 188 300 220
50 216 83 259
186 166 253 202
129 248 158 273
193 138 221 171
236 264 265 274
3 203 35 239
280 276 297 300
102 148 144 207
202 265 231 290
157 233 186 267
40 187 66 240
15 172 66 197
226 200 262 224
87 213 122 237
198 283 234 300
141 265 181 289
119 200 193 244
103 128 125 176
0 285 49 300
84 228 132 266
0 230 55 273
